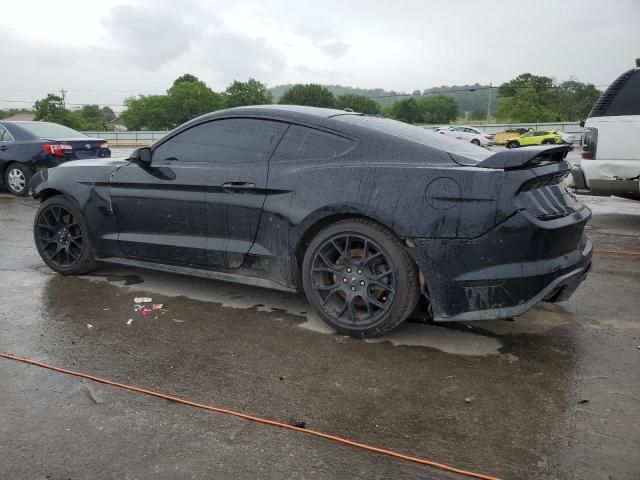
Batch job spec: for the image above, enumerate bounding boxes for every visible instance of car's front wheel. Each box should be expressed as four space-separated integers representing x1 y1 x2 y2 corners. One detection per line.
5 164 32 196
471 138 481 146
33 195 98 275
506 140 519 149
302 219 420 338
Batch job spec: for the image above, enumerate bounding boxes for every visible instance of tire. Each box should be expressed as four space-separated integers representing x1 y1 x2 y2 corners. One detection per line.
33 195 98 275
301 219 420 338
5 163 33 196
471 139 481 146
506 141 519 149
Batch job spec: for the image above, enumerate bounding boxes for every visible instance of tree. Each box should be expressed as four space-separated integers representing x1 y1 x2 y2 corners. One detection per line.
496 73 557 122
418 96 459 123
34 94 66 122
279 84 335 108
173 73 200 86
496 87 557 122
388 98 423 124
121 95 173 130
553 80 601 121
469 107 487 120
335 94 380 114
34 94 84 129
167 79 226 125
225 79 272 107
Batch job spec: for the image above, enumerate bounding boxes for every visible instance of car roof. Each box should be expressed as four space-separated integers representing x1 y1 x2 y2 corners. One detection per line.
205 105 362 120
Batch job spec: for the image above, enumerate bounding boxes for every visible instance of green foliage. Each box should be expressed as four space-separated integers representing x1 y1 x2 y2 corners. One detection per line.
387 98 422 123
0 108 34 120
496 73 601 122
121 95 173 130
33 94 84 129
386 95 459 124
225 79 272 107
469 107 487 120
173 73 200 86
335 94 380 114
167 80 226 126
122 75 225 130
278 84 336 108
553 80 601 121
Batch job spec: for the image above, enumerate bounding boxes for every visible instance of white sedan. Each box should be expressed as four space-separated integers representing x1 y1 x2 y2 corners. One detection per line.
433 126 495 147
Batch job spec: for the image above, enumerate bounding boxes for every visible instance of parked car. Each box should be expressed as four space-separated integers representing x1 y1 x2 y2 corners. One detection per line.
434 125 495 146
0 121 110 196
29 105 592 338
505 130 563 149
571 60 640 198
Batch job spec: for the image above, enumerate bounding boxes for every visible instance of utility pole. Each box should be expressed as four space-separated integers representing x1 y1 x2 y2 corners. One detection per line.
60 89 68 108
486 83 492 124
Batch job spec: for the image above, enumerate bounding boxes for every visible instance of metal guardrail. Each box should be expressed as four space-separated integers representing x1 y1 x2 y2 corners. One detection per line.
82 130 169 145
83 122 584 146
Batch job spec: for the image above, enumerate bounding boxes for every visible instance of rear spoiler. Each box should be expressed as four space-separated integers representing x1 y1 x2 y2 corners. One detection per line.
450 145 570 170
475 145 570 170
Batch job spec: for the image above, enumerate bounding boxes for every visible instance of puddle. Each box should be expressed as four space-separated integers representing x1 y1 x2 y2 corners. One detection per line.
82 265 509 356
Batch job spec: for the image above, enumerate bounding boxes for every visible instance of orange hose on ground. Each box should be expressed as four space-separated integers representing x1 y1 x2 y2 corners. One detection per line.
0 351 500 480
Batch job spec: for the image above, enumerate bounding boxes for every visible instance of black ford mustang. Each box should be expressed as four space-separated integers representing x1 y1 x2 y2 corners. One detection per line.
29 106 592 337
0 121 110 196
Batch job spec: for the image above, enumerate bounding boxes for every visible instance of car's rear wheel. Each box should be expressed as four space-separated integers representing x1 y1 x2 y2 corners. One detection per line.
506 140 519 149
33 196 98 275
471 138 481 146
302 219 420 338
5 164 32 196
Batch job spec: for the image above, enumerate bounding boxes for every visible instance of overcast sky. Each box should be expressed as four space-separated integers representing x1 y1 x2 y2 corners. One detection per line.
2 0 639 111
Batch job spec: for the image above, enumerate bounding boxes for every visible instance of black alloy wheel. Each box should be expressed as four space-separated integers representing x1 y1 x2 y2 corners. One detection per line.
302 219 420 337
33 196 97 274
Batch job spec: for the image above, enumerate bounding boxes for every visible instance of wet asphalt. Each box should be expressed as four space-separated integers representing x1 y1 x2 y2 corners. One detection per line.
0 191 639 480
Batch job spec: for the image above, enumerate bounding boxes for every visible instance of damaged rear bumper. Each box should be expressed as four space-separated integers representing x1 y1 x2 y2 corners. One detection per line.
408 207 592 322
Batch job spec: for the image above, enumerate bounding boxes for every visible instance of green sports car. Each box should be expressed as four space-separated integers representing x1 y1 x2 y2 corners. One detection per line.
506 130 563 149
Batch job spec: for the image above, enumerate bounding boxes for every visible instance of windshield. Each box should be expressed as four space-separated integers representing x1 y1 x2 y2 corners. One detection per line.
17 122 86 139
333 115 492 163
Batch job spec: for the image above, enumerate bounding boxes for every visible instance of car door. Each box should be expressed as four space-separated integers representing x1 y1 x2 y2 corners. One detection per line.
519 132 535 146
109 136 211 266
189 118 289 268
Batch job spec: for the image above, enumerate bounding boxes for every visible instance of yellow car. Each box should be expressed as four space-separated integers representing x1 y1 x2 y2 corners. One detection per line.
505 130 563 149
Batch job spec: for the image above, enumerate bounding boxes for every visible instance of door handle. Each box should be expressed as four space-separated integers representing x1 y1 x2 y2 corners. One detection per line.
0 145 8 151
221 182 256 193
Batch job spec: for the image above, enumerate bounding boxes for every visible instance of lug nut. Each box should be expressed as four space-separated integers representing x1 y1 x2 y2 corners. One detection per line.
360 280 365 286
357 269 362 275
350 286 356 291
343 278 348 283
346 267 352 273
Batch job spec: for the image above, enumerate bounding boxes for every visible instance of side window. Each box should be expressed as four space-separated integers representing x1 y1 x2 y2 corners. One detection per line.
274 125 354 160
606 72 640 116
522 132 533 137
0 125 15 142
153 118 287 163
464 128 477 134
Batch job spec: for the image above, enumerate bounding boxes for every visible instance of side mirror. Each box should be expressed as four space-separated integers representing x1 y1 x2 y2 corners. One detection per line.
130 147 152 164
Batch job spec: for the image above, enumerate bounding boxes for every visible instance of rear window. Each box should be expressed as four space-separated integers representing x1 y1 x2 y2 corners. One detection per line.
274 125 354 160
604 71 640 116
17 122 86 139
334 115 492 162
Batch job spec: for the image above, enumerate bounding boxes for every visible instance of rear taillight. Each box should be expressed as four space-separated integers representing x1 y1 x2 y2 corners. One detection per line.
100 142 109 149
581 127 598 160
43 144 73 157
